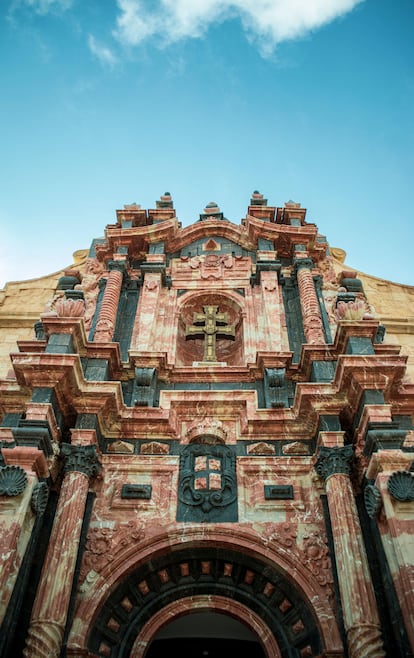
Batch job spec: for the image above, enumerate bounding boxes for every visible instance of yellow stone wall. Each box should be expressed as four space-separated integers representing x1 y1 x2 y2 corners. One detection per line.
0 250 88 379
331 248 414 381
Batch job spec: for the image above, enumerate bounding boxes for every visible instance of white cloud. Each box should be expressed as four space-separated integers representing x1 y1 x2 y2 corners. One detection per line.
88 34 118 68
113 0 364 53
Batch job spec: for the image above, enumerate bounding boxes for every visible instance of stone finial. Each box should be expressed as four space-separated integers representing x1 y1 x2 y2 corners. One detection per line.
204 201 220 214
156 192 173 209
123 202 141 209
250 190 268 206
199 201 224 221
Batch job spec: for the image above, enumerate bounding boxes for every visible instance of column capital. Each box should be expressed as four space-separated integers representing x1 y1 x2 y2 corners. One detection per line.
61 444 102 479
294 256 314 271
315 444 354 481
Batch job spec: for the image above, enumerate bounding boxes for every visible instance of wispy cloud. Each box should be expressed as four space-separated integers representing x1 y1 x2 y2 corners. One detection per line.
10 0 74 15
113 0 365 54
88 34 118 68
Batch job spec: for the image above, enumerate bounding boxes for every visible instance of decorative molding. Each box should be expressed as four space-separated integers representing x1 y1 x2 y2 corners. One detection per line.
61 444 102 479
387 471 414 502
0 465 28 496
315 444 354 480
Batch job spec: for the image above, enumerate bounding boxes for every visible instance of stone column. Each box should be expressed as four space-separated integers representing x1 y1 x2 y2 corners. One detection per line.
295 257 325 344
23 440 101 658
316 435 385 658
94 262 125 342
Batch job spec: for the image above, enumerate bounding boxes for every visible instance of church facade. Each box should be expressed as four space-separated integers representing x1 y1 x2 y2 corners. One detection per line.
0 192 413 657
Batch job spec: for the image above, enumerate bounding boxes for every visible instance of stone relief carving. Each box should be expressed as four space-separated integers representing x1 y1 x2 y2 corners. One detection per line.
80 520 145 582
75 258 104 330
262 523 333 589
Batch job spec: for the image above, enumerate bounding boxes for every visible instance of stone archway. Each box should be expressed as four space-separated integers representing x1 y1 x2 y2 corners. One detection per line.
88 547 324 657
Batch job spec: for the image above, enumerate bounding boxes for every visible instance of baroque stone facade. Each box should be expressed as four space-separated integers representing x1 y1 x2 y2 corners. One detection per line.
0 192 414 657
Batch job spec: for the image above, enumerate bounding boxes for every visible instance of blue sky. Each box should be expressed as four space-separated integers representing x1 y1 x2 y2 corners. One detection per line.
1 0 413 288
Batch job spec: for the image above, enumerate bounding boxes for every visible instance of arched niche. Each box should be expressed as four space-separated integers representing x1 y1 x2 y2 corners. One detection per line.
176 291 244 366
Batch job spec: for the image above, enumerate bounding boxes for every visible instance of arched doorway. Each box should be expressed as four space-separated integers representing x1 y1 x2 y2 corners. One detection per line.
88 547 323 657
145 611 266 658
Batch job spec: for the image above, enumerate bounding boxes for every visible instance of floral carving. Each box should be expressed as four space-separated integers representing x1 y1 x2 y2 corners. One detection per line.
54 297 85 318
80 521 145 582
301 531 333 587
334 299 365 321
262 522 297 549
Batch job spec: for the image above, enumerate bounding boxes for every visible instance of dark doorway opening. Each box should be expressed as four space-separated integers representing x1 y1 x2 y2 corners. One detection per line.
146 637 266 657
145 612 266 658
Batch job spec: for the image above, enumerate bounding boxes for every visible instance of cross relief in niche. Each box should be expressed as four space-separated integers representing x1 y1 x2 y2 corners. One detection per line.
185 305 235 362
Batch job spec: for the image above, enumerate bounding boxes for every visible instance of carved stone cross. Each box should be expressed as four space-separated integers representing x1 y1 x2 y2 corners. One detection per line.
185 305 235 362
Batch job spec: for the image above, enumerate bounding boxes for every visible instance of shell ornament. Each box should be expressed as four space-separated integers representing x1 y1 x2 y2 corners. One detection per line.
364 483 382 518
0 465 28 496
31 481 49 514
387 470 414 502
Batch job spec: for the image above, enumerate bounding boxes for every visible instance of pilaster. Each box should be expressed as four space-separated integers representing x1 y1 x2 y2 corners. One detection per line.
366 449 414 653
0 447 48 625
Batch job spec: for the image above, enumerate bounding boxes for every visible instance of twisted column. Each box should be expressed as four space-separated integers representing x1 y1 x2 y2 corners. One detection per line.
94 262 125 342
295 257 325 344
316 441 385 658
24 444 101 658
